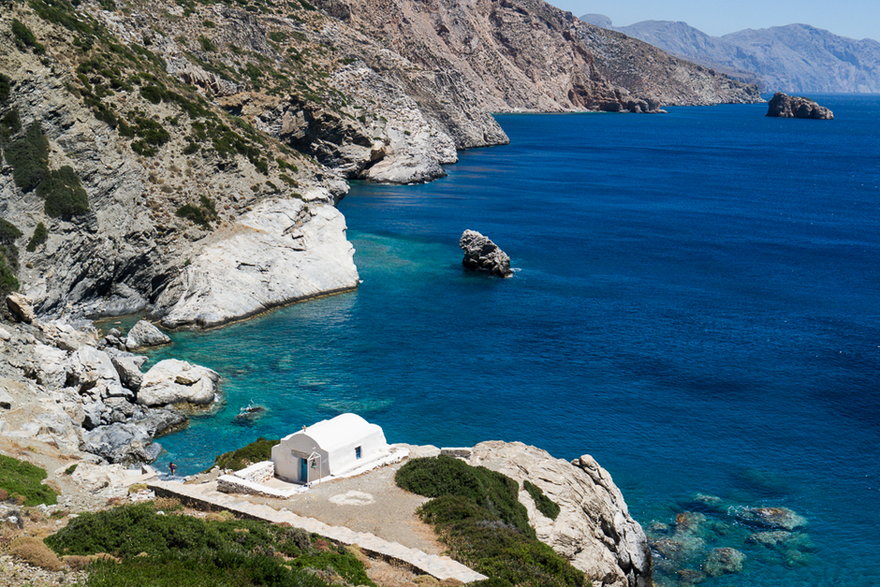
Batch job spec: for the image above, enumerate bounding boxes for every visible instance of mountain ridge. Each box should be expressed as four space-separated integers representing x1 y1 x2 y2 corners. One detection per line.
582 15 880 93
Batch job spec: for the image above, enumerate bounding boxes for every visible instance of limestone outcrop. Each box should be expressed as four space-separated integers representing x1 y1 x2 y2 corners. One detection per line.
766 93 834 119
467 441 651 587
125 320 171 350
153 197 358 329
136 359 220 407
459 230 514 278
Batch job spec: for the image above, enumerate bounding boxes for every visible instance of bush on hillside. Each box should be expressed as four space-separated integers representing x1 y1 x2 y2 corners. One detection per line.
524 479 561 520
45 502 373 586
26 222 49 252
0 73 11 103
9 537 64 571
395 455 532 535
11 19 45 54
0 256 19 296
213 437 278 471
396 456 587 586
37 166 90 218
0 454 59 506
5 122 49 192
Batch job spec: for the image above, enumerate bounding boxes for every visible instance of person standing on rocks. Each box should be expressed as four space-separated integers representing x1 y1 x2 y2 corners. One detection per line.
169 462 177 477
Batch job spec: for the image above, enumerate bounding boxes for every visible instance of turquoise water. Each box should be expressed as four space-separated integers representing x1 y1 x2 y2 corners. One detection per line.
151 96 880 585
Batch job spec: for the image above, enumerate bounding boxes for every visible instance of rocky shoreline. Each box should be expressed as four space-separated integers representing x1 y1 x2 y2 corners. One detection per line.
0 295 219 466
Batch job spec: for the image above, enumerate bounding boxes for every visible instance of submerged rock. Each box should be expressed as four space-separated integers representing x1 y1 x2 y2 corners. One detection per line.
766 93 833 119
125 320 171 350
736 506 807 530
702 547 745 577
459 230 513 278
136 359 219 406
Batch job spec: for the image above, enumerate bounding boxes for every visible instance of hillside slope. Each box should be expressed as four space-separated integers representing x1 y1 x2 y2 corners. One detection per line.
0 0 758 329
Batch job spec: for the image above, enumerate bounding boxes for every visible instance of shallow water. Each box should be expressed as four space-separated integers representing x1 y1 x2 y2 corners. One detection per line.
152 96 880 585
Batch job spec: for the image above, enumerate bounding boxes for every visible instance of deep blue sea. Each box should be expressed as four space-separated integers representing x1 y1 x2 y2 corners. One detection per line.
148 95 879 585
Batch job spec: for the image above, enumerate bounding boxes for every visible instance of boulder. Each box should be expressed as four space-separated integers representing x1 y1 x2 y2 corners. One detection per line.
459 230 513 278
766 93 833 119
111 355 147 391
702 547 745 577
467 441 651 587
137 359 219 406
735 506 807 530
125 320 171 350
67 345 128 399
80 423 163 464
6 293 36 324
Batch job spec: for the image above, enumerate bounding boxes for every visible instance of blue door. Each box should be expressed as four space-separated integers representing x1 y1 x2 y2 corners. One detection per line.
300 458 308 483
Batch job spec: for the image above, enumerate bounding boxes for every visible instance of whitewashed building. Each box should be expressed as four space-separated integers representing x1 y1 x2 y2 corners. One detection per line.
271 413 390 484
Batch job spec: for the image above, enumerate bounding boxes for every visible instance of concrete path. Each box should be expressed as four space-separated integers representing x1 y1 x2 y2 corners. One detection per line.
149 480 486 584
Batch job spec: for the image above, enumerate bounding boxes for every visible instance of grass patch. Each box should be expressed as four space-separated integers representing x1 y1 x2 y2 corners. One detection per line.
213 437 278 471
26 222 49 252
0 454 59 506
396 457 586 586
524 480 560 520
45 502 373 586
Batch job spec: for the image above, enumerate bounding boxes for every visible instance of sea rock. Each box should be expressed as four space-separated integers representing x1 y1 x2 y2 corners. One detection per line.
747 530 815 552
702 547 745 577
467 441 651 587
766 93 833 119
137 359 219 406
6 293 36 324
125 320 170 350
154 198 359 329
459 230 513 278
735 506 807 530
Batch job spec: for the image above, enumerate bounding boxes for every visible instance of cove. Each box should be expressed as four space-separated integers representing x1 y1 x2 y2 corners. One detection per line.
150 96 880 585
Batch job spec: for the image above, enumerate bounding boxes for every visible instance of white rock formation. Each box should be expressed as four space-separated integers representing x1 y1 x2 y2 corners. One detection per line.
155 198 358 328
125 320 171 350
467 441 651 587
137 359 220 406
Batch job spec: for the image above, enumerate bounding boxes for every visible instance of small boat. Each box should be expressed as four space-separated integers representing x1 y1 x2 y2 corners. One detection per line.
233 401 266 425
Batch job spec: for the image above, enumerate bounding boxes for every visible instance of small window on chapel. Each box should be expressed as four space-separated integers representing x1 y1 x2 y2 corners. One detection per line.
355 446 362 459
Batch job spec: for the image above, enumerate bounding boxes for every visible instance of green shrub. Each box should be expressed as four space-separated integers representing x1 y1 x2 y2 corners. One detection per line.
38 166 90 218
268 31 288 43
11 19 45 54
6 122 49 192
0 73 11 103
397 457 586 586
45 502 371 586
0 454 58 506
26 222 49 252
1 109 23 143
0 256 19 296
212 437 278 471
396 455 532 535
0 218 23 244
524 480 560 520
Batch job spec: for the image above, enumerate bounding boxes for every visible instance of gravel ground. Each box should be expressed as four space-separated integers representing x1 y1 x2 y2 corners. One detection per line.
251 461 443 555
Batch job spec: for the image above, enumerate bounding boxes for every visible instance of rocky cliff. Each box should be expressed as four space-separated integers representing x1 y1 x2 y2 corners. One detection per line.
0 0 759 328
468 441 651 587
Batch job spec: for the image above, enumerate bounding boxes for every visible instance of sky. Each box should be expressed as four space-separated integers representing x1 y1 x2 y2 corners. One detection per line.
549 0 879 41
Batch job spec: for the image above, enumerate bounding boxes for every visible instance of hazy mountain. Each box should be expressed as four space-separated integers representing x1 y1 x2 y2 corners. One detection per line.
581 15 880 93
